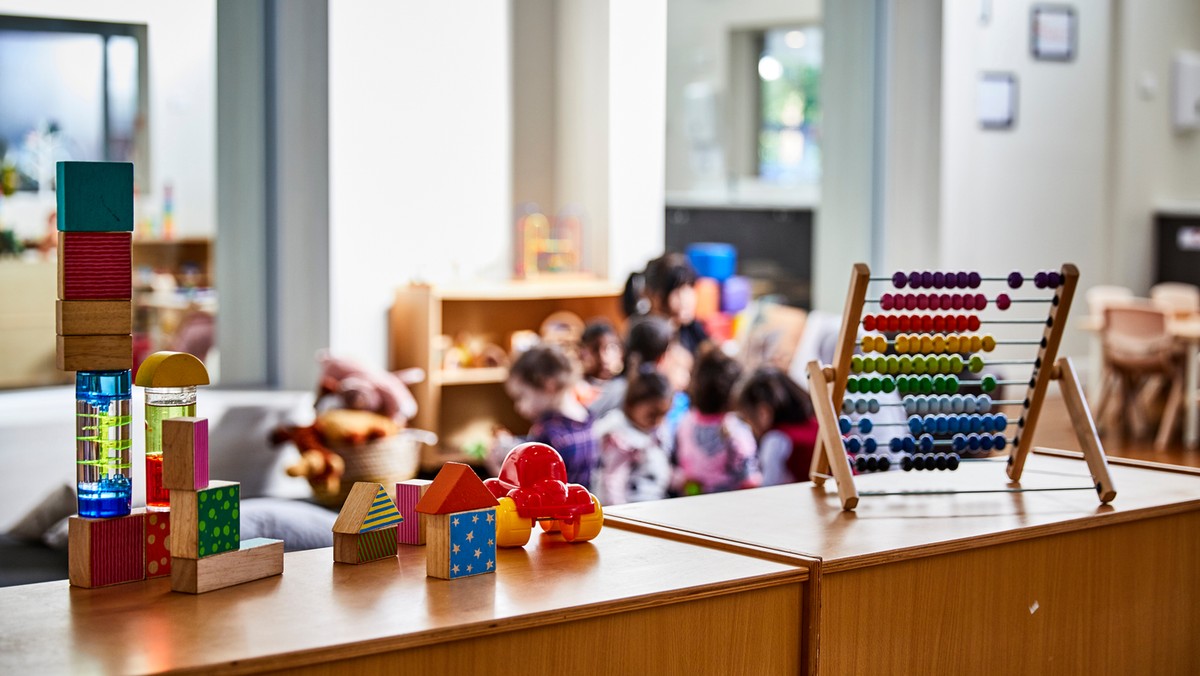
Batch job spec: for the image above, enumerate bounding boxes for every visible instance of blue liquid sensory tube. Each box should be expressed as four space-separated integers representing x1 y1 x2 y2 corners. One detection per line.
76 370 133 518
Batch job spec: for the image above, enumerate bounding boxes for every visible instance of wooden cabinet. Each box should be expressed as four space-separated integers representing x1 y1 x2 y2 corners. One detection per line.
390 280 623 470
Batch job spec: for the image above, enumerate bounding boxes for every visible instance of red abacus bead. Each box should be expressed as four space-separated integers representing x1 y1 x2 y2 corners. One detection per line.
932 272 945 289
901 294 913 311
974 293 987 310
941 293 952 309
956 315 970 331
951 294 964 310
888 315 901 332
963 294 976 310
968 315 982 331
933 315 947 332
917 294 930 310
880 294 893 311
899 315 912 332
928 294 942 311
921 315 935 332
864 315 877 331
996 293 1011 310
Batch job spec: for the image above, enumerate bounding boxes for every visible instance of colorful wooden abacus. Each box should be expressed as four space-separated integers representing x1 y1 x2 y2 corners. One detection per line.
807 263 1116 510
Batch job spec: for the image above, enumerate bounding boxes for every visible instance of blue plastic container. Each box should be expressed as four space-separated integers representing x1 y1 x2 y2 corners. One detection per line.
685 243 737 282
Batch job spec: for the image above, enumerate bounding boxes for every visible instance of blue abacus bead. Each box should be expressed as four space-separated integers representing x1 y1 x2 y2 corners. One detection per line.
996 412 1008 430
908 417 923 435
856 398 870 414
1007 271 1023 289
968 272 981 288
868 398 881 414
892 271 907 288
864 437 878 454
977 394 992 413
967 433 981 450
922 416 935 434
839 416 852 434
994 434 1007 450
952 433 967 451
951 394 965 414
903 436 916 453
890 437 903 453
971 415 984 433
919 434 935 452
978 414 992 433
859 418 873 434
846 436 862 453
980 434 994 451
1034 271 1048 289
947 453 961 470
937 414 951 434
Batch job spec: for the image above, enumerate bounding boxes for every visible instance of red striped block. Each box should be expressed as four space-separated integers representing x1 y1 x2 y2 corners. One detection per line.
69 510 146 588
58 232 132 300
396 480 431 545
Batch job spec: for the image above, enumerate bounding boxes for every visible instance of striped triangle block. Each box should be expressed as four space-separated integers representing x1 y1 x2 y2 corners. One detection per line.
360 485 403 533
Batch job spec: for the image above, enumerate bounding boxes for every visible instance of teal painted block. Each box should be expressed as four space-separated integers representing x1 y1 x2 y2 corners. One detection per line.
56 162 134 232
197 482 240 558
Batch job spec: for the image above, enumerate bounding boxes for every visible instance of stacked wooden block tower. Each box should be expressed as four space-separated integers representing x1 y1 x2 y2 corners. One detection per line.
163 417 284 593
58 162 144 588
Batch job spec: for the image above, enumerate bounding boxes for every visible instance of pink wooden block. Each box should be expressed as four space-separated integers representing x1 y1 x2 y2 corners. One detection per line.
194 419 209 488
396 480 432 545
162 417 209 491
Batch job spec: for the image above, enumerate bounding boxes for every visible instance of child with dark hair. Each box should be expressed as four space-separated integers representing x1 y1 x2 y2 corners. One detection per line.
736 367 818 485
623 253 710 355
498 344 597 486
672 346 760 495
576 319 623 407
589 315 690 420
592 366 674 504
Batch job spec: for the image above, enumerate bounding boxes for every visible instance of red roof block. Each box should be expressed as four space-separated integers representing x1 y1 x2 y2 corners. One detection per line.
414 463 499 515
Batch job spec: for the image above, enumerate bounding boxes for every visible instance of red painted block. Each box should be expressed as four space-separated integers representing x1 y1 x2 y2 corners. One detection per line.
69 510 145 588
145 510 171 578
58 232 132 300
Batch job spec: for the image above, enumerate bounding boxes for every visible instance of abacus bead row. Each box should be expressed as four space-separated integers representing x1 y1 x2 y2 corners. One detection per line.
843 436 880 454
901 453 961 471
887 433 1008 453
901 393 994 415
895 374 964 395
861 334 998 354
863 314 984 333
839 416 877 434
852 354 988 376
879 293 997 312
853 454 892 473
888 270 1063 290
841 398 883 415
906 412 1009 435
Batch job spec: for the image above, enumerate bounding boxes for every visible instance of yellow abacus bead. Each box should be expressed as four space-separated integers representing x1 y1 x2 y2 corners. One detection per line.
896 335 910 354
933 335 947 353
947 335 961 353
970 336 983 352
920 334 934 353
874 336 888 353
982 335 996 352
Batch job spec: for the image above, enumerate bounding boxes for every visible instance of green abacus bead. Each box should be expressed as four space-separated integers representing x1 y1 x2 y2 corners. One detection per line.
950 355 964 373
913 358 926 375
981 375 997 392
897 375 909 393
881 376 896 393
948 375 959 392
900 356 913 374
932 375 946 394
862 357 875 373
851 355 863 373
938 356 951 374
969 355 985 373
887 356 900 375
847 377 859 394
870 377 882 394
925 356 939 374
920 376 934 394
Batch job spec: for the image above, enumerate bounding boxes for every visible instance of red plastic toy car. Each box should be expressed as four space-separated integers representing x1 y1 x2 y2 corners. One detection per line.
483 442 603 547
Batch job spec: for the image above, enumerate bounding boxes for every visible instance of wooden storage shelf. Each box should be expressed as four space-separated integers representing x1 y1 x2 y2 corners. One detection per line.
390 280 623 471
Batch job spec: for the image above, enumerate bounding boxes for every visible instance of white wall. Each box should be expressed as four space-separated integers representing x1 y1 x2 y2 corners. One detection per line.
0 0 215 239
328 2 512 367
940 0 1113 359
1109 0 1200 292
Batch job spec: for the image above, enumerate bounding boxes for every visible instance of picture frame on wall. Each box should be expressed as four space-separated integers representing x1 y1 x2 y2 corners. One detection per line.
1031 4 1076 62
978 72 1018 130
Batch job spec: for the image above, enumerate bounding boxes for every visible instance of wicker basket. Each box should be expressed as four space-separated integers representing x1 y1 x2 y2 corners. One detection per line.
317 428 435 508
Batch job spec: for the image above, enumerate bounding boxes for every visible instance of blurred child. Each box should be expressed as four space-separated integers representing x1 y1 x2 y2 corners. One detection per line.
736 367 818 485
623 253 710 355
499 344 597 486
672 347 760 495
590 316 690 420
592 366 674 505
576 319 623 407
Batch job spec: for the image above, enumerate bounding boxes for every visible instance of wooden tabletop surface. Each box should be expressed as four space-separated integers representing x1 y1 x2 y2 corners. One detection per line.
608 451 1200 573
0 526 806 675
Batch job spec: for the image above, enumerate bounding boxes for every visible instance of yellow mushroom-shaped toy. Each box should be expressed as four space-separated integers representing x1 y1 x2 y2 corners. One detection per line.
136 352 210 510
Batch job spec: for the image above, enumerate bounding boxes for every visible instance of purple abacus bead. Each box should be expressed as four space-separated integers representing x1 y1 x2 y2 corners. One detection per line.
956 271 969 288
905 294 918 311
1034 271 1048 289
1007 271 1023 289
996 293 1011 310
932 271 945 289
880 293 894 311
910 270 923 289
944 272 958 289
892 271 907 288
968 272 981 288
917 294 930 310
1047 271 1062 288
951 294 964 310
921 271 934 288
975 293 987 310
963 293 976 310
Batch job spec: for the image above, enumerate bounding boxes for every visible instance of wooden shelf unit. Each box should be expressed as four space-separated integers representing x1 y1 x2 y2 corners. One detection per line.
390 280 623 470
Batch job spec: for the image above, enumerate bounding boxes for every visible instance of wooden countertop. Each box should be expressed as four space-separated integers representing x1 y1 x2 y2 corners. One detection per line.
608 451 1200 574
0 526 806 675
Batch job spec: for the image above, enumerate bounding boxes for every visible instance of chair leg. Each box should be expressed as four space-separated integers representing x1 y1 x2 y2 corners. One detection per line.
1156 376 1185 451
1095 373 1117 435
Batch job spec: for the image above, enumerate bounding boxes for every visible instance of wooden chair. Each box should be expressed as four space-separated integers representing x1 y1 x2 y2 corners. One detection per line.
1096 303 1180 441
1150 282 1200 318
1084 285 1133 407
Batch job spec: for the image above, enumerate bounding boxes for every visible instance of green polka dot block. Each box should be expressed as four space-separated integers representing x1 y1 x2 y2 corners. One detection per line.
168 479 240 559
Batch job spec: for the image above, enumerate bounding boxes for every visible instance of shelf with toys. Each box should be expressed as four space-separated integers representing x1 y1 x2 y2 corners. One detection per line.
390 280 624 470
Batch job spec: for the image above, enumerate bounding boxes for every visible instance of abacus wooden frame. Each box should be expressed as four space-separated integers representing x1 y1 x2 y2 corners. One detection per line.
808 262 1116 510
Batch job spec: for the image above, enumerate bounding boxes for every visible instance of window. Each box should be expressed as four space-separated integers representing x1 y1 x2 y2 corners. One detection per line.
757 26 822 185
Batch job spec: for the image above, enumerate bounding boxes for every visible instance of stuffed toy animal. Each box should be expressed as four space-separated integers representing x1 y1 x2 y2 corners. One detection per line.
272 409 399 501
315 349 424 425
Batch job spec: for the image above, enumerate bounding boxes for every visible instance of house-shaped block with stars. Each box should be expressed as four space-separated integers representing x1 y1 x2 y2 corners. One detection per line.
414 463 500 580
333 482 404 564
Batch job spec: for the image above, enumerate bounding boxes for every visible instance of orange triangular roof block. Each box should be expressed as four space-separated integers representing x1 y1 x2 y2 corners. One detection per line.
414 462 499 515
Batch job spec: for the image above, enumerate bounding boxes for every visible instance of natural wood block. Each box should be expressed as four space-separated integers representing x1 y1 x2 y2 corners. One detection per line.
56 300 132 335
170 538 283 594
68 510 145 588
57 231 132 300
56 161 134 233
162 417 209 491
333 527 399 564
425 508 496 580
56 334 132 372
145 510 171 579
332 482 403 535
396 479 432 545
169 481 240 559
